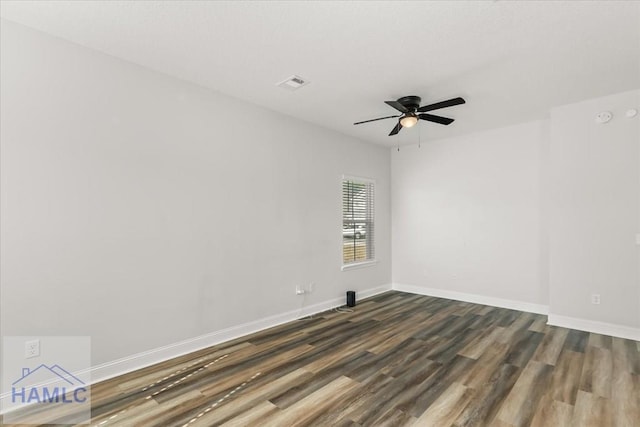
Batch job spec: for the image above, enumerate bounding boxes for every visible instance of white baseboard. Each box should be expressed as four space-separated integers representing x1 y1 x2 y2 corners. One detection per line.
88 284 638 391
393 283 640 341
0 284 392 414
548 314 640 341
392 283 549 315
94 285 390 386
88 283 392 385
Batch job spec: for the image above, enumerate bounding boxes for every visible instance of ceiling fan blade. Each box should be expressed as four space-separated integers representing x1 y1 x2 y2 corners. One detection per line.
384 101 409 113
389 121 403 136
353 115 401 125
419 113 454 125
417 97 466 113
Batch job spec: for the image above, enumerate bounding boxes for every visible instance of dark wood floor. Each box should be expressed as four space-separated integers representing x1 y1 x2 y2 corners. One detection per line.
4 291 639 426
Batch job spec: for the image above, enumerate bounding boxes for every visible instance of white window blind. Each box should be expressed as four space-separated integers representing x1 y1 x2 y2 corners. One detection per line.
342 178 375 265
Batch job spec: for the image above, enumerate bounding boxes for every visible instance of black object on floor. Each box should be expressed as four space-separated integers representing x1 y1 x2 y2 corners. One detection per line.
346 291 356 307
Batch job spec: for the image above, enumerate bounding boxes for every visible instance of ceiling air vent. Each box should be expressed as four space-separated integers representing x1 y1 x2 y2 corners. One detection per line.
276 75 310 91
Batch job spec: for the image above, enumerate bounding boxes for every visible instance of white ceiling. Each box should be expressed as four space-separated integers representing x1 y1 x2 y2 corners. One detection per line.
1 1 639 147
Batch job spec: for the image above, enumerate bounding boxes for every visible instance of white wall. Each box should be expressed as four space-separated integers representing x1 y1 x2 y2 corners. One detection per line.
392 121 549 308
0 21 391 368
392 90 640 339
549 90 640 329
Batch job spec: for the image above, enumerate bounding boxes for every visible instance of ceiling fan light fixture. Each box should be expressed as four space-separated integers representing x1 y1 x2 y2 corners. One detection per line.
400 114 418 128
354 95 464 136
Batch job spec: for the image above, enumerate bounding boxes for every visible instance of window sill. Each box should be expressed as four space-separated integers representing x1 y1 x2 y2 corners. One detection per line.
341 260 378 271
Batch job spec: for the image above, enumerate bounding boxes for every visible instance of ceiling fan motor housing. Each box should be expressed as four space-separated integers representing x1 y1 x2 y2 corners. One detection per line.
397 96 421 111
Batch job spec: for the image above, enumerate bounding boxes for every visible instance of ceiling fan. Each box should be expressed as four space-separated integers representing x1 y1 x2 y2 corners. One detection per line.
354 95 466 136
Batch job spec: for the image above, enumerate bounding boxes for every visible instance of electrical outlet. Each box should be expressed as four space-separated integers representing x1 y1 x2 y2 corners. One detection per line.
591 294 601 305
308 282 315 293
296 285 305 295
25 339 40 359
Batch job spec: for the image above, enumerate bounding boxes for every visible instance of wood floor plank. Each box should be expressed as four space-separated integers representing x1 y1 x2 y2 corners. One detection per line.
367 409 416 427
528 396 573 427
453 363 520 426
190 368 311 426
425 327 479 364
457 341 511 389
317 372 393 426
496 312 536 345
199 344 314 397
398 355 476 418
612 336 640 375
366 314 432 354
219 400 280 427
531 326 568 366
564 329 589 353
260 376 360 427
349 356 442 424
579 345 612 398
527 317 547 333
457 325 505 360
109 389 199 426
572 390 613 426
414 382 474 426
588 332 612 349
504 330 544 368
611 371 639 427
494 360 554 426
351 356 436 422
378 337 433 378
548 349 585 405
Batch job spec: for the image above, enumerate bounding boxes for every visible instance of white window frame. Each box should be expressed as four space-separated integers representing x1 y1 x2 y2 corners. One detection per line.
341 175 377 271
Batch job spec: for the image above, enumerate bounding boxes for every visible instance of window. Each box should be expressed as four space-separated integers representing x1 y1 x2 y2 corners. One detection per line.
342 177 375 267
